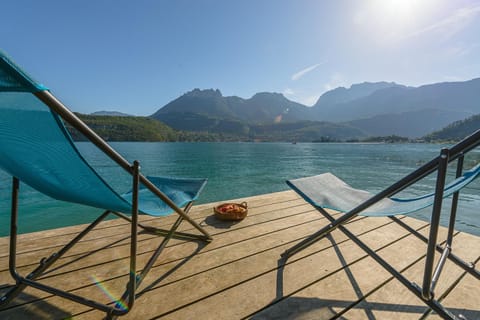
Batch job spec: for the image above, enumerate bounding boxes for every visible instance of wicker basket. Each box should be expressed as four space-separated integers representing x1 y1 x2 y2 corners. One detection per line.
214 202 248 221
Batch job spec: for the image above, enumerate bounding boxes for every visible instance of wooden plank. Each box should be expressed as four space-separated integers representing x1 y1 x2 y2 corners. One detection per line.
0 190 301 247
0 194 308 271
339 230 480 320
138 218 426 319
0 191 478 320
0 200 314 277
244 217 430 320
0 195 321 312
0 194 307 277
426 273 480 320
0 202 384 318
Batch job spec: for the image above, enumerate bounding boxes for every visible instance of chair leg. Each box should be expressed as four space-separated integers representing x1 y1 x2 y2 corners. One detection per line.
423 148 449 300
0 212 113 307
0 177 21 306
0 178 114 308
314 206 459 320
1 169 209 317
446 154 464 247
389 216 479 280
115 201 199 308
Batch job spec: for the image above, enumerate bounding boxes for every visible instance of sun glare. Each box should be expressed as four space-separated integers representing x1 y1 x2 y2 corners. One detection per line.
382 0 415 16
374 0 422 24
355 0 435 44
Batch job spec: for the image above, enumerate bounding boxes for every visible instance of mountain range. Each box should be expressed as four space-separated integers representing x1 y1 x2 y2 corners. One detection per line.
150 78 480 140
91 111 133 117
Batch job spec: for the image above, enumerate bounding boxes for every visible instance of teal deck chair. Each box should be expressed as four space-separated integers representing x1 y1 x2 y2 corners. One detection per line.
284 131 480 320
0 51 212 318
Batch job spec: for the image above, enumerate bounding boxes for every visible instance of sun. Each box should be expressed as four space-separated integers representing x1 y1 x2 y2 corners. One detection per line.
384 0 415 16
353 0 436 46
359 0 433 40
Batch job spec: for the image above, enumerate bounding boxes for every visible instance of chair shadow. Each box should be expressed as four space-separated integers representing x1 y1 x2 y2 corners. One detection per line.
0 290 72 319
253 216 479 320
15 227 209 314
251 254 340 319
251 295 340 320
252 234 369 320
134 240 208 299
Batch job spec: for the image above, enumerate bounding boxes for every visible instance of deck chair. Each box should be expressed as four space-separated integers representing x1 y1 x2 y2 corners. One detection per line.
283 131 480 320
0 51 212 318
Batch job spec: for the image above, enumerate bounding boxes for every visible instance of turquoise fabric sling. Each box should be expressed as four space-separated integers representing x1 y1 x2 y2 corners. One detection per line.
0 51 212 317
287 164 480 217
0 51 206 217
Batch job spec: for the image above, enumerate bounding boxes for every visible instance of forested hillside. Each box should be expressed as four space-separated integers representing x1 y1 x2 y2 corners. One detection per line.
424 114 480 142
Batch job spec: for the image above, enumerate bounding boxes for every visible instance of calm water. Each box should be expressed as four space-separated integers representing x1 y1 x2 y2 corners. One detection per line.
0 142 479 236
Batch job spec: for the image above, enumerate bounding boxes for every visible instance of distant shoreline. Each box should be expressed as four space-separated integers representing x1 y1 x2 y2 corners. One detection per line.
69 113 473 144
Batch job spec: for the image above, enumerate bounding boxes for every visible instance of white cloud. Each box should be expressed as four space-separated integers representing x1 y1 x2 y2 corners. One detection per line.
444 45 471 58
291 63 322 81
404 4 480 40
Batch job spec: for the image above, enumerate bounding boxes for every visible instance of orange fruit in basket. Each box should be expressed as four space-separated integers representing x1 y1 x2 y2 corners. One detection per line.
214 202 248 220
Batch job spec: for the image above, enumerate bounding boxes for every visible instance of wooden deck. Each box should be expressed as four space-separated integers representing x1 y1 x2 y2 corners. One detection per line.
0 190 478 320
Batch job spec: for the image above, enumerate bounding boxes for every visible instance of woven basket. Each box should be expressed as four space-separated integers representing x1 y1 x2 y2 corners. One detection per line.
214 202 248 221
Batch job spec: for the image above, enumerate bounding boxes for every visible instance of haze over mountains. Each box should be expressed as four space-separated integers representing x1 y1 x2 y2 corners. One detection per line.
150 78 480 139
91 111 132 117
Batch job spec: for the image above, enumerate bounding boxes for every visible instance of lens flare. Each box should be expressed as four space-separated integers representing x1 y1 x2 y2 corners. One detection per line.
90 275 128 311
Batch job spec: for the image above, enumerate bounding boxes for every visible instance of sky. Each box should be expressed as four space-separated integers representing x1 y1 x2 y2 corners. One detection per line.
2 0 480 115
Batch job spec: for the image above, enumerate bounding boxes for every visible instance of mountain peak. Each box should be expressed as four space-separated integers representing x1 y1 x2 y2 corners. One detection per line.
252 92 285 98
350 81 398 90
184 88 223 98
314 81 404 108
151 78 480 139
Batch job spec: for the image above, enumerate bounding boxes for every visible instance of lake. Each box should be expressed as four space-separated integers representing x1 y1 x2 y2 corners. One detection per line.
0 142 479 236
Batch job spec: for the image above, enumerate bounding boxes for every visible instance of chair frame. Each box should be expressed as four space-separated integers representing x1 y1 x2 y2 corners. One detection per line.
0 89 212 318
283 129 480 320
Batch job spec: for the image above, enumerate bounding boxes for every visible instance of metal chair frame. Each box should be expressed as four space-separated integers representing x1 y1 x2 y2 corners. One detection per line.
283 129 480 320
0 89 212 318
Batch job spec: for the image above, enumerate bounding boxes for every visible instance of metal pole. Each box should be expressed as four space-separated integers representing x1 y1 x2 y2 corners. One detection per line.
116 201 194 308
127 160 140 311
447 155 464 246
110 161 140 317
33 90 212 240
449 129 480 160
316 207 458 320
283 156 440 257
430 154 466 296
422 148 449 300
284 130 480 258
0 178 24 306
8 177 19 280
390 216 480 280
430 246 451 293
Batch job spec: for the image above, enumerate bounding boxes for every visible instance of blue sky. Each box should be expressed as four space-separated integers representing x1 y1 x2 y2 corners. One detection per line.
2 0 480 115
